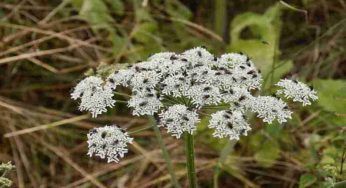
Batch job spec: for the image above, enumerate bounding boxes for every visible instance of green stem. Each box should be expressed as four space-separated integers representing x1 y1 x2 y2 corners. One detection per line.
184 133 197 188
150 117 181 188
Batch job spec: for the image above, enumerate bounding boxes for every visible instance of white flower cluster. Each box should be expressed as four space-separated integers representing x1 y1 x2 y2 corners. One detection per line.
71 47 318 162
87 125 133 163
208 110 251 140
276 79 318 106
71 76 115 118
247 96 292 124
159 105 200 138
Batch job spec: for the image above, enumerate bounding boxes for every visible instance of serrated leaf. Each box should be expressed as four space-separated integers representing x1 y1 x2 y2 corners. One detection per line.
299 174 317 188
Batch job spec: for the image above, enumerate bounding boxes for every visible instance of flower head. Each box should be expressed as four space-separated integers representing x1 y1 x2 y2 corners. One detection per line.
276 79 318 106
161 74 188 97
217 53 262 90
208 110 251 140
130 70 161 90
247 96 292 124
107 69 135 87
188 65 215 83
87 125 133 163
71 76 115 117
182 47 215 67
159 104 200 138
221 87 253 111
186 84 222 108
128 93 162 116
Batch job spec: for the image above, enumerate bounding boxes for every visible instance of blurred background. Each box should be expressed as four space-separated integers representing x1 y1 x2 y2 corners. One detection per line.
0 0 345 187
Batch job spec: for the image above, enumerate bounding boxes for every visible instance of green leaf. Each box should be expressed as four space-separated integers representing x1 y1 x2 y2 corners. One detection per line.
299 174 317 188
79 0 112 27
253 138 280 168
70 0 83 8
132 22 159 44
105 0 124 15
135 8 154 23
264 123 293 148
128 2 163 59
76 0 125 55
313 79 346 113
165 0 192 19
131 22 162 59
270 59 293 84
228 3 292 84
313 79 346 125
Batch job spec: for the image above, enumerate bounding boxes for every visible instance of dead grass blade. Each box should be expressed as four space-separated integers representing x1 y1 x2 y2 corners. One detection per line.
64 143 178 188
131 141 161 169
0 26 90 57
0 38 97 65
140 161 216 188
0 23 110 52
39 139 107 188
4 114 90 138
27 57 59 73
0 96 95 129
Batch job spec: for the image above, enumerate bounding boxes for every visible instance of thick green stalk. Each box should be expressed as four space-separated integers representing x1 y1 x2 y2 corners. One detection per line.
150 117 181 188
184 133 197 188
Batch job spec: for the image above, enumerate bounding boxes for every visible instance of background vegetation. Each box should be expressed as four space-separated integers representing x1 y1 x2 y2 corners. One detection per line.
0 0 345 187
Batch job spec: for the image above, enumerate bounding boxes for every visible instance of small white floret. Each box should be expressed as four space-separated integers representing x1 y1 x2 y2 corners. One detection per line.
276 79 318 106
128 95 162 116
71 76 115 117
87 125 133 163
208 110 251 140
159 104 200 138
247 96 292 124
